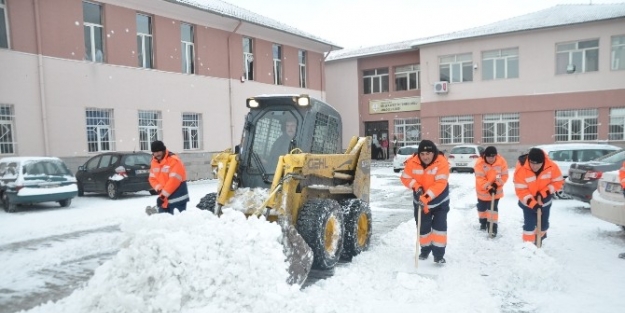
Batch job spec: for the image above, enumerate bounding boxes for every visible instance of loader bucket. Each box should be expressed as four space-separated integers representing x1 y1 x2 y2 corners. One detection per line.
278 218 314 285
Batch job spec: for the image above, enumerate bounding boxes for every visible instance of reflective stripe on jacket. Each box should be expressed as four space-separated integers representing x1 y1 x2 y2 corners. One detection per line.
513 152 563 209
474 155 509 201
401 153 450 208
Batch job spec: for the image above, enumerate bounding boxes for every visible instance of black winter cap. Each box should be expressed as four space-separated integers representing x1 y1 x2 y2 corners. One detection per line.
528 148 545 163
484 146 497 157
418 140 436 153
151 140 166 152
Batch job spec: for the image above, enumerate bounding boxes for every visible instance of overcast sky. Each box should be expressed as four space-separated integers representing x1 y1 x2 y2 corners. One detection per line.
226 0 616 49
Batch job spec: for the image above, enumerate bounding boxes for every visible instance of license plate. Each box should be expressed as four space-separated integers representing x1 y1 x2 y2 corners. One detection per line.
457 163 467 166
135 169 149 174
606 182 622 193
571 173 582 179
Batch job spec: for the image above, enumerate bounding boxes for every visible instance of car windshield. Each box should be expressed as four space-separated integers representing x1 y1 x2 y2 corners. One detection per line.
123 154 151 167
23 160 72 176
450 147 476 154
397 146 418 155
594 149 625 164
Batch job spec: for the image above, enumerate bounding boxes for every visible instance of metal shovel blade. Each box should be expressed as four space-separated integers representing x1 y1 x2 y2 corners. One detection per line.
278 218 313 286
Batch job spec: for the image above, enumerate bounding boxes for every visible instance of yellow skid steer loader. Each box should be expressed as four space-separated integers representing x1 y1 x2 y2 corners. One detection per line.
197 95 372 285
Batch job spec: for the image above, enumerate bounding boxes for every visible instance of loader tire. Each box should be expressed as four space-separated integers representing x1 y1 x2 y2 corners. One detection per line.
340 199 372 258
296 198 344 270
196 192 217 213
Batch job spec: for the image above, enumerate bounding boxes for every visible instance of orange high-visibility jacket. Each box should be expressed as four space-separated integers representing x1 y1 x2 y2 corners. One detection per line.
149 150 187 199
400 153 450 205
619 162 625 188
513 152 564 209
474 155 509 201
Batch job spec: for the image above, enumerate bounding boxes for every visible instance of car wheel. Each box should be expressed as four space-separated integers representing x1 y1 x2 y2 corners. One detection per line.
3 194 16 213
393 168 400 173
77 182 84 197
107 181 120 200
59 198 72 207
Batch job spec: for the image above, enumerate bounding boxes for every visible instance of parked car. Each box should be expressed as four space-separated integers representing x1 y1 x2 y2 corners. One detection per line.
448 145 485 173
392 144 419 173
534 143 620 178
563 149 625 203
590 170 625 230
0 157 78 213
75 151 155 199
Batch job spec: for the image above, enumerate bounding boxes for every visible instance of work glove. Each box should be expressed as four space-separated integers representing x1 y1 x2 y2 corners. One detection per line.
414 187 424 198
537 189 551 199
157 194 168 209
419 194 431 214
531 203 542 211
488 183 497 195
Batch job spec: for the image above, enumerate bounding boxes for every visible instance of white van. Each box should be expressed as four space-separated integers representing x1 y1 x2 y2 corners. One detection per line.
533 143 621 178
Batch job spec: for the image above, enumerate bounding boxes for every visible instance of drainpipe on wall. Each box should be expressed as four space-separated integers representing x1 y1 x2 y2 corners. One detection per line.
34 0 50 156
226 21 242 149
321 45 334 101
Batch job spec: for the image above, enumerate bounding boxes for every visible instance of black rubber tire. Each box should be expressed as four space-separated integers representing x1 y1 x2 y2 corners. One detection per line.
59 198 72 207
2 194 16 213
77 182 84 197
106 181 120 200
393 169 400 173
296 198 344 270
339 199 372 258
196 192 217 213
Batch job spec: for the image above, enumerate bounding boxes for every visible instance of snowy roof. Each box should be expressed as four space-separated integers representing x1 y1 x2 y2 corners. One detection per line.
326 3 625 62
171 0 340 48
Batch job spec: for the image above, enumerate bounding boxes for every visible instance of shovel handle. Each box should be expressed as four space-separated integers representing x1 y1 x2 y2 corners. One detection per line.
415 204 422 268
488 193 495 237
536 195 543 248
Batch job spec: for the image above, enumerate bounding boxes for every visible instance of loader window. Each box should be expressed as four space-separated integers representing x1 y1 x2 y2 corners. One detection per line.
250 111 298 173
311 113 340 154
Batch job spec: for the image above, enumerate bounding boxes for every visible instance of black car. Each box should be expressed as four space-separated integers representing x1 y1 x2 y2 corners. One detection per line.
76 152 156 199
563 149 625 203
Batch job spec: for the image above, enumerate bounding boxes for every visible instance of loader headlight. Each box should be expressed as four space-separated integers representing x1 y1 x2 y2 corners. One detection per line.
247 99 260 108
296 95 310 107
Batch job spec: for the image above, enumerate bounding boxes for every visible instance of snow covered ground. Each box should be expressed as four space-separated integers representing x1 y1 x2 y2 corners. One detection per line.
1 166 625 313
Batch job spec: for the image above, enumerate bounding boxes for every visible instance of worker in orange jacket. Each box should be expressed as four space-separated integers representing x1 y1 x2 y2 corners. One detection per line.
619 162 625 259
513 148 563 245
400 140 450 264
474 146 509 237
148 140 190 215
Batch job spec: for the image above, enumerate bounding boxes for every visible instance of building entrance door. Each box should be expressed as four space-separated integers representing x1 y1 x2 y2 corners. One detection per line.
365 121 389 160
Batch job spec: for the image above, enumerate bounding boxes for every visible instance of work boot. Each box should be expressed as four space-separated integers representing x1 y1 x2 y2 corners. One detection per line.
418 251 430 260
434 256 446 264
479 219 487 231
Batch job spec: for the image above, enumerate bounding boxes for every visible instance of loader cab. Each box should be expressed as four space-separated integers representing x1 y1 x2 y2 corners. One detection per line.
238 95 342 188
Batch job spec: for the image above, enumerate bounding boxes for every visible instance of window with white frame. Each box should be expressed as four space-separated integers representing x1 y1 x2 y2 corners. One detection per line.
138 110 162 151
181 23 194 74
182 113 201 150
395 65 420 91
482 48 518 80
482 113 519 143
299 50 306 88
363 68 389 94
612 35 625 71
273 44 282 85
440 115 474 144
439 53 473 83
86 108 115 152
136 14 153 68
243 37 254 81
554 109 598 141
0 104 16 154
83 1 104 62
1 0 9 49
608 107 625 140
556 39 599 74
394 118 421 146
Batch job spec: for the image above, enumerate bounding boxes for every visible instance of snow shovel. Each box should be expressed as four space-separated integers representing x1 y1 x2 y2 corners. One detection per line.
536 195 543 248
488 192 496 238
415 202 422 268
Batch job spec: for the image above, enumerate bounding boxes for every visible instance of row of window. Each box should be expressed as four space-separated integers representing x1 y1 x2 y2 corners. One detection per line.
0 1 308 87
0 105 203 155
391 108 625 146
364 36 625 94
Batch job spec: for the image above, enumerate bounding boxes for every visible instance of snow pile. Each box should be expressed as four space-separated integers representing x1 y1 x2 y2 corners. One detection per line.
224 187 270 214
23 209 307 313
